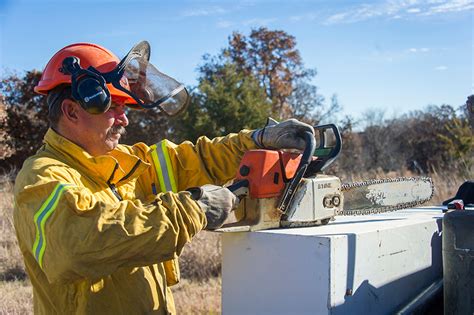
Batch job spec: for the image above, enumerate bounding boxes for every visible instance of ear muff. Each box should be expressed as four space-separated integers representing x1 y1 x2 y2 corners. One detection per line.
61 56 111 114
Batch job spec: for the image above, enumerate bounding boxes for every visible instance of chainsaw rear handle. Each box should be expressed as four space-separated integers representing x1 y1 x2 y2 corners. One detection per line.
305 124 342 176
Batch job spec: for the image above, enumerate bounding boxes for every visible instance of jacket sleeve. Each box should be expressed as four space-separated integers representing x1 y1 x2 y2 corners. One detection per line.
14 163 206 285
138 129 257 192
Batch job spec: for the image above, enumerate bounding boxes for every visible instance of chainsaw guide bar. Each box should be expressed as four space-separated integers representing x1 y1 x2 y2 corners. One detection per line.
341 177 434 216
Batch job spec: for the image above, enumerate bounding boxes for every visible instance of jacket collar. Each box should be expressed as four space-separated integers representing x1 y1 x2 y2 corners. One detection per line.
44 128 149 185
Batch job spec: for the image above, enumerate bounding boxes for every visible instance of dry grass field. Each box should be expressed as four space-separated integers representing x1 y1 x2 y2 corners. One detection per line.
0 170 469 314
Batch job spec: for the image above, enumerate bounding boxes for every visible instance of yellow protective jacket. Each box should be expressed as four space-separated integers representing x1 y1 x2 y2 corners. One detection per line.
13 128 256 314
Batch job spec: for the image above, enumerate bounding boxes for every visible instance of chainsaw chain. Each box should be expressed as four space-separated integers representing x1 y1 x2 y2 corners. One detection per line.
340 177 434 216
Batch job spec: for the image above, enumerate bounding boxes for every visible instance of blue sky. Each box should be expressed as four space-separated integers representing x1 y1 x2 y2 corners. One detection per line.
0 0 472 121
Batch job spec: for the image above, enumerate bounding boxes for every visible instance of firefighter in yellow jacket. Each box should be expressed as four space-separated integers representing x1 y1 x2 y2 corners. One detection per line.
13 41 314 314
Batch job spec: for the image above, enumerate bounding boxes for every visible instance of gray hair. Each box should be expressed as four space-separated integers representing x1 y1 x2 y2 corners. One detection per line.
46 85 72 129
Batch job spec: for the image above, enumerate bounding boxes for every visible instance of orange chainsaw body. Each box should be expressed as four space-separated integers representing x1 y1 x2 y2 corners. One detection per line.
235 150 302 198
216 124 343 232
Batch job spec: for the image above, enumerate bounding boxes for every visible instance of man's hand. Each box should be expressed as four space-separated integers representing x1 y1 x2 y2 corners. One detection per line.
187 184 237 230
252 117 315 151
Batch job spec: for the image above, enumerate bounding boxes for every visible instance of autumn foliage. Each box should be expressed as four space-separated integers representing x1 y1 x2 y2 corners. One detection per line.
0 28 472 177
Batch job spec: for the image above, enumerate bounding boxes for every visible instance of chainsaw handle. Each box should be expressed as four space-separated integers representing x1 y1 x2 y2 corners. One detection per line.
299 131 317 168
279 131 316 214
305 124 342 176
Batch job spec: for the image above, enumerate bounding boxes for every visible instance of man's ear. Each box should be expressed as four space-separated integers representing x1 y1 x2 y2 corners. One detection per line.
61 99 81 123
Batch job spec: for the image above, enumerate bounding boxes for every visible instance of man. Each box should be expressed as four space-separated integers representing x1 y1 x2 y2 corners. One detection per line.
13 41 314 314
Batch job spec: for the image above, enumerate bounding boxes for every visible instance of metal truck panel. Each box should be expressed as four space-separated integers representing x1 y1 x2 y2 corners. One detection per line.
222 207 443 315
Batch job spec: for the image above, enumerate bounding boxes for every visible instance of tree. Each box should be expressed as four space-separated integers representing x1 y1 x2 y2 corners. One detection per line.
171 63 271 142
331 115 364 178
0 71 48 171
405 105 459 172
438 115 473 173
465 94 474 130
332 104 473 176
289 82 341 125
169 28 341 142
226 28 306 118
0 70 175 170
120 109 171 146
357 109 408 172
216 27 339 122
0 96 14 161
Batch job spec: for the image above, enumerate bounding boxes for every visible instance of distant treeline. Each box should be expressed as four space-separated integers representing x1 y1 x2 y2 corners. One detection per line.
333 101 473 176
1 28 473 176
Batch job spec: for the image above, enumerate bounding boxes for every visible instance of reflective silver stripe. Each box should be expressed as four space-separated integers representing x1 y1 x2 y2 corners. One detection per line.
156 144 173 192
32 183 70 268
151 140 177 193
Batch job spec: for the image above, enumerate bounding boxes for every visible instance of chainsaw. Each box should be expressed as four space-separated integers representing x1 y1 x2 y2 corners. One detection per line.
217 124 434 232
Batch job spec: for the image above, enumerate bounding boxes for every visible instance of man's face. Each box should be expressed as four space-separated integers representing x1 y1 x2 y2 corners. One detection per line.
75 102 129 156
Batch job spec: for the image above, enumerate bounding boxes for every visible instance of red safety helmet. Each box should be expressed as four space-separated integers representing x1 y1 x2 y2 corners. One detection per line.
35 43 136 105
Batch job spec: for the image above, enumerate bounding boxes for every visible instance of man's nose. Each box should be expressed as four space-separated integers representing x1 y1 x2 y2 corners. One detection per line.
114 105 129 127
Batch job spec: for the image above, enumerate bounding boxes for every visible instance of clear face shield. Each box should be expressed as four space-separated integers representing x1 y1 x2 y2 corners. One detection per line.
103 41 189 116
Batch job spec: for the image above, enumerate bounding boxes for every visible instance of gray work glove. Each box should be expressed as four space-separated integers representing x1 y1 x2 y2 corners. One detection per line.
187 184 237 230
252 117 315 151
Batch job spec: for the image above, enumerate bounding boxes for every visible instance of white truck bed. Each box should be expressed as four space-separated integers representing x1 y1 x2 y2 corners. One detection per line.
222 207 444 315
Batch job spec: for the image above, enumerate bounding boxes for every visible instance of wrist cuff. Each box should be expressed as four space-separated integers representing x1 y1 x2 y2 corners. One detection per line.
252 129 264 148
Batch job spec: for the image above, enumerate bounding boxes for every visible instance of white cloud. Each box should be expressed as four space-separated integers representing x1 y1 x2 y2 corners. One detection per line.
427 0 446 4
324 2 403 24
323 0 474 25
325 12 349 24
435 65 448 70
422 0 474 15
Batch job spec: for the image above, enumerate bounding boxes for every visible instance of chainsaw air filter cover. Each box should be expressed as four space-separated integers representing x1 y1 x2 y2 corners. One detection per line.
235 150 302 199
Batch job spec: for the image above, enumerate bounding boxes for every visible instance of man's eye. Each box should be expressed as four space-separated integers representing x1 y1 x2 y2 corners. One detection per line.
108 103 122 112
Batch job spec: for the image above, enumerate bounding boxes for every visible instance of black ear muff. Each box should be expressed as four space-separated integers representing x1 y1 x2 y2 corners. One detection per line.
61 56 111 114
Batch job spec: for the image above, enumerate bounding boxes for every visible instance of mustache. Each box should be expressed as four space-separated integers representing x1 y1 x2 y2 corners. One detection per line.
108 125 127 136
